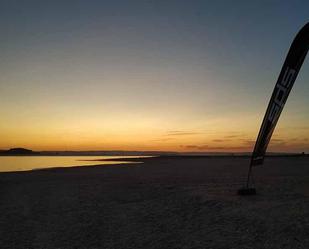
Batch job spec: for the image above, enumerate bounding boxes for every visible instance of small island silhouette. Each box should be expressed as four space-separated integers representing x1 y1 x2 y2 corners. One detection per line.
0 148 39 155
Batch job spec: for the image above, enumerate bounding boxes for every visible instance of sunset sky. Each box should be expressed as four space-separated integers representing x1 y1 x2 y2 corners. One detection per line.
0 0 308 152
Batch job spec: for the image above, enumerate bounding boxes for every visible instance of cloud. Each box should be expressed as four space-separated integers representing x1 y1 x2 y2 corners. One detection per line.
154 130 202 142
224 135 239 139
240 138 287 148
271 138 285 142
240 139 255 146
182 145 224 150
152 137 175 142
285 126 309 130
181 144 250 151
212 139 231 142
165 130 202 136
181 135 309 152
223 132 247 138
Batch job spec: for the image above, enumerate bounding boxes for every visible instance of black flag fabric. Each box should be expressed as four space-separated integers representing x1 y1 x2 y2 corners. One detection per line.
251 23 309 166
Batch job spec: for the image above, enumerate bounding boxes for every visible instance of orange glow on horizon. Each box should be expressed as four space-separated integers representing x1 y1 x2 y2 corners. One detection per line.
1 111 308 153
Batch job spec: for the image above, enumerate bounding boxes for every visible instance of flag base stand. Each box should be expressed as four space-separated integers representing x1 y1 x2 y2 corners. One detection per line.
237 164 256 195
237 187 256 195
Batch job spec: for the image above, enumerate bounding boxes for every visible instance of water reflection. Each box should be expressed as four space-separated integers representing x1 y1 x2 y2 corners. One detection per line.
0 156 145 172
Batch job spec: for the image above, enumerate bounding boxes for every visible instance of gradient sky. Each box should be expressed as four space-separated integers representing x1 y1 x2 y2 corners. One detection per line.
0 0 308 152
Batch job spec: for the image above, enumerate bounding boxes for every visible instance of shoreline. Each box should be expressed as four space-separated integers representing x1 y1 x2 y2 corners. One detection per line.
1 154 308 175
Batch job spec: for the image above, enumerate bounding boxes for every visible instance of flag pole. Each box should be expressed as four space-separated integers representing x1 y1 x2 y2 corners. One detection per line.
237 22 309 196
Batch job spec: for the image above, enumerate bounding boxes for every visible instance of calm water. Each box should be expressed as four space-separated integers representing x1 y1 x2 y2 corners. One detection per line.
0 156 146 172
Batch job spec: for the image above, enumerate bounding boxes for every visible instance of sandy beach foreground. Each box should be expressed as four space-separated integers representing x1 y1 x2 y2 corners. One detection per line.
0 156 308 249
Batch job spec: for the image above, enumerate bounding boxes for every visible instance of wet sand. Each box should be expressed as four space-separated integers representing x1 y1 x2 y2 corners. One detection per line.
0 156 308 249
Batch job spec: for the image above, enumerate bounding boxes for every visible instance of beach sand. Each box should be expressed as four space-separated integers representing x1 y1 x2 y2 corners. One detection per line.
0 156 308 249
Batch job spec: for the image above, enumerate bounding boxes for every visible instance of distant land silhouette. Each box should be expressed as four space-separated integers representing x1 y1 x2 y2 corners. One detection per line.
0 148 39 155
0 148 307 157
